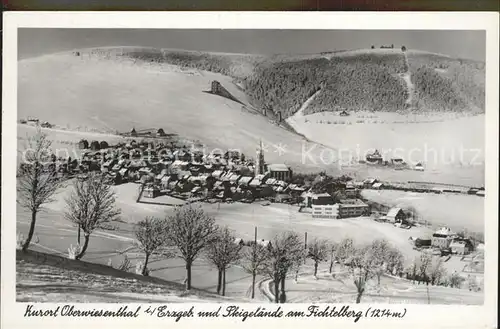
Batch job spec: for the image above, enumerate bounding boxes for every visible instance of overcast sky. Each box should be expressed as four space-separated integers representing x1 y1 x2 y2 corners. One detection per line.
19 29 486 61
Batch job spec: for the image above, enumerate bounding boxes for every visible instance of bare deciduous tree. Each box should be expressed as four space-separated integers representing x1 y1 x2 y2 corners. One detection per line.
307 239 329 278
328 242 337 275
64 172 121 260
17 129 63 252
449 272 465 288
281 240 306 303
386 247 405 277
406 257 420 283
242 243 268 299
369 238 391 286
335 237 355 268
406 256 420 284
349 244 376 304
419 251 433 285
262 231 303 303
292 248 308 283
206 226 242 296
166 204 217 290
428 257 447 286
134 216 169 276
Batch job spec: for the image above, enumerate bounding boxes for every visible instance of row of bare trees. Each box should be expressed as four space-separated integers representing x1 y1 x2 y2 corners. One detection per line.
133 206 227 291
323 237 406 303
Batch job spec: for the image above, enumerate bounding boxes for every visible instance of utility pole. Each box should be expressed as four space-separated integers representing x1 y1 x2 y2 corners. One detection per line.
251 226 258 299
304 232 308 265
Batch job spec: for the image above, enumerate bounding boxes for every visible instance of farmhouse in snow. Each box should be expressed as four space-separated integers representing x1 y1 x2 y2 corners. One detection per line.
450 239 473 255
431 227 455 250
385 207 406 223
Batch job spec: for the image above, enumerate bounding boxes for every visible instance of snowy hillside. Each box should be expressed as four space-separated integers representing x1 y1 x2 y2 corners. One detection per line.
17 250 245 303
18 52 331 173
107 47 484 117
18 47 485 180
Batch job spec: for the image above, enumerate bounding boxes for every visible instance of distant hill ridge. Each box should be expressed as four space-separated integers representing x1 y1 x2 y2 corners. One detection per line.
64 46 485 118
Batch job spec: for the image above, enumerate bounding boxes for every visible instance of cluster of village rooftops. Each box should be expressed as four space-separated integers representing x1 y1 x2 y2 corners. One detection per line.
38 136 382 218
39 133 484 217
61 138 299 201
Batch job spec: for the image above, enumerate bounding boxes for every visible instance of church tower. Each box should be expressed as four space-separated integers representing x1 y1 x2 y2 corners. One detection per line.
255 140 266 176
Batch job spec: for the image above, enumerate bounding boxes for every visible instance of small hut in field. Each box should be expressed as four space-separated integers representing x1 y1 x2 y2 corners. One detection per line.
156 128 166 137
100 141 109 149
90 140 101 151
130 127 138 137
78 139 89 149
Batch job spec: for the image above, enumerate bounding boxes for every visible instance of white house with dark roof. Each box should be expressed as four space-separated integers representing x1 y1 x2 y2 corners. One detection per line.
432 227 455 249
211 170 223 179
229 174 241 184
265 178 277 185
118 168 129 178
249 175 265 187
238 176 253 187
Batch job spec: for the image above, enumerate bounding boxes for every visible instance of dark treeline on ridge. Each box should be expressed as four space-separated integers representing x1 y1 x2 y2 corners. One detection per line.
108 48 484 117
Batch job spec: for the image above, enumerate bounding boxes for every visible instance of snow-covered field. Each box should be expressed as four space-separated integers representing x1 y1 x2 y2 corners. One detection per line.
287 111 485 186
283 268 482 304
361 189 484 233
287 111 484 167
17 181 483 303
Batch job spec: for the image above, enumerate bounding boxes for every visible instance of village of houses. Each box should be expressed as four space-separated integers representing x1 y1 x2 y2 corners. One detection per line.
22 117 485 265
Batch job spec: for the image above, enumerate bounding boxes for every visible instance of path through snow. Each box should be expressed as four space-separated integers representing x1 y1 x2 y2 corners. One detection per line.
400 51 415 105
285 88 321 130
296 89 322 117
